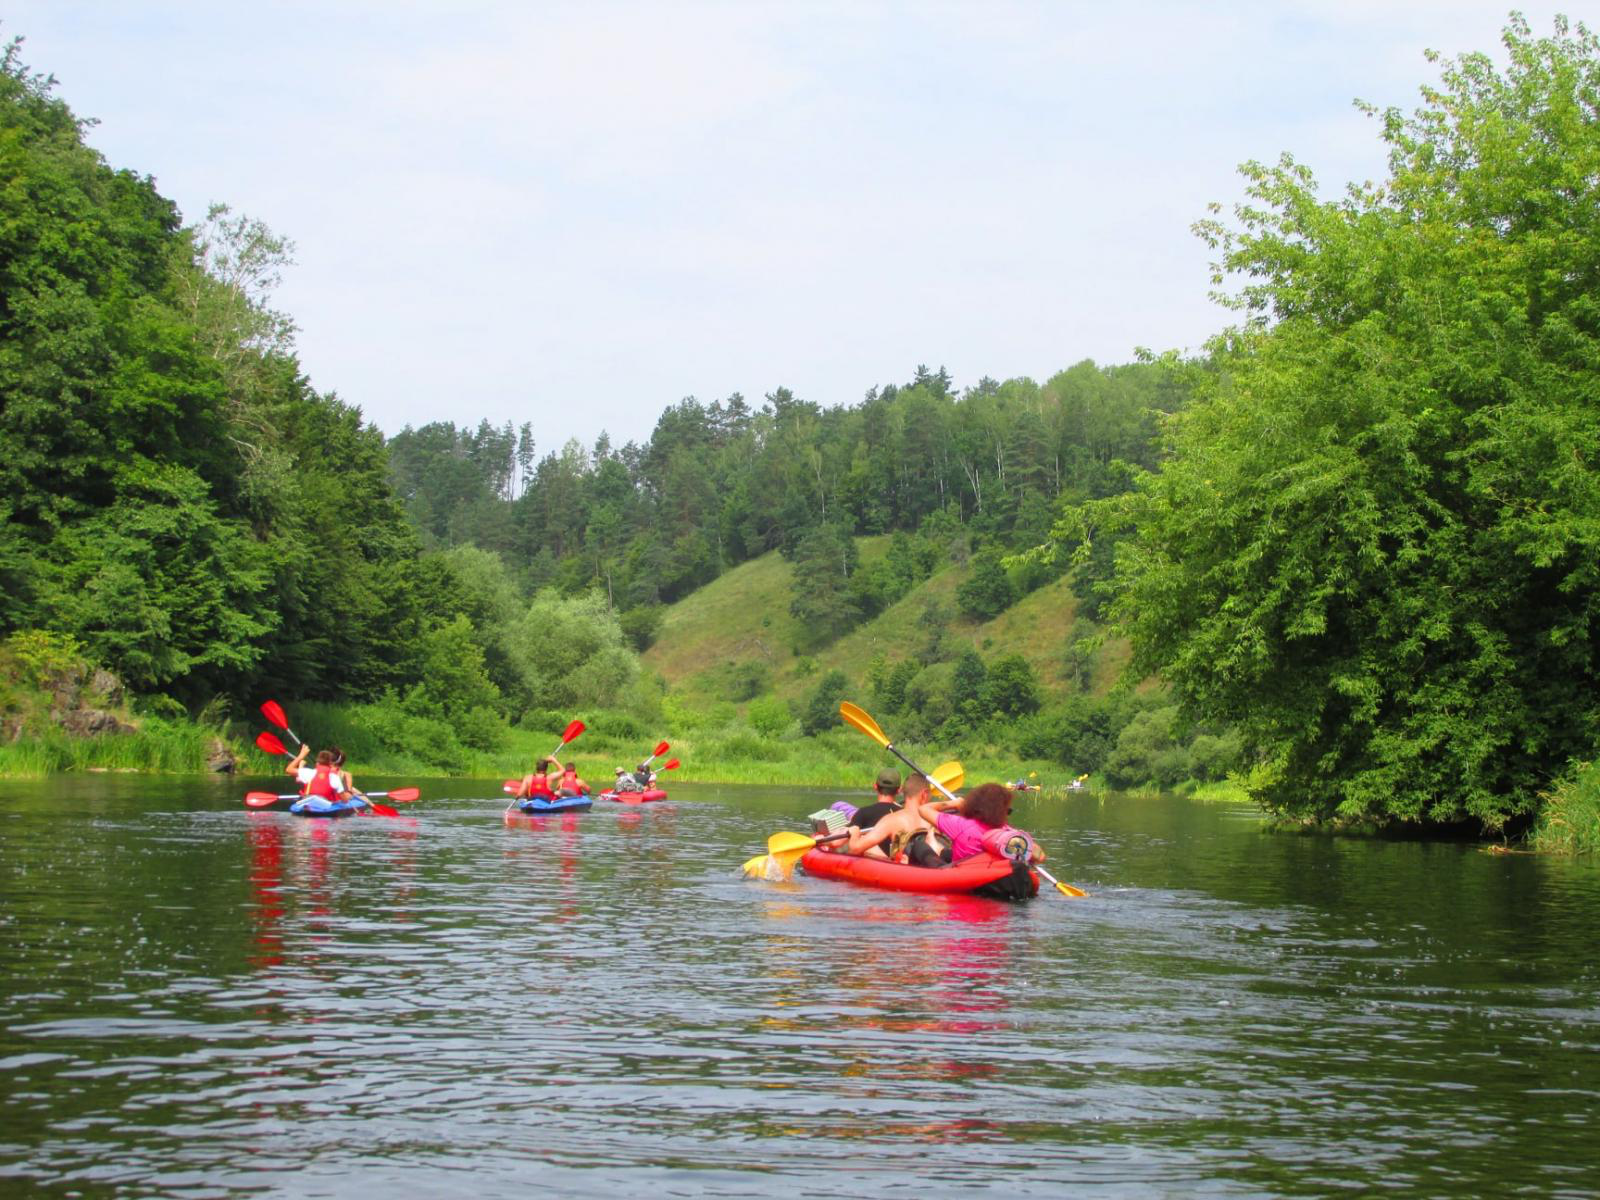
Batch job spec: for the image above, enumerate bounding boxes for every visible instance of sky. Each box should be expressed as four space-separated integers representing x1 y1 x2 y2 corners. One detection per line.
2 1 1577 450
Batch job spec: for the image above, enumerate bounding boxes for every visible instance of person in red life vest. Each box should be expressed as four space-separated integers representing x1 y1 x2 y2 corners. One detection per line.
515 757 559 800
930 783 1046 865
284 746 350 811
555 757 589 797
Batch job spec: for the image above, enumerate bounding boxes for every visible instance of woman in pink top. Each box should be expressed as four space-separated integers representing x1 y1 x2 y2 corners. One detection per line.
933 783 1046 864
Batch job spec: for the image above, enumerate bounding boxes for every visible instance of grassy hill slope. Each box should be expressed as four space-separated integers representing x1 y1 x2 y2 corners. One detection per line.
642 539 1126 708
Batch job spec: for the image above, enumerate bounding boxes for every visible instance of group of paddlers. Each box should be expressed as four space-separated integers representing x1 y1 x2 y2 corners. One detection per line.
824 768 1046 867
283 744 359 809
511 758 661 800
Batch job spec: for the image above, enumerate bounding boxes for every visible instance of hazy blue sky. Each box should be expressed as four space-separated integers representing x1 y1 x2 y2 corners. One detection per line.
2 2 1574 448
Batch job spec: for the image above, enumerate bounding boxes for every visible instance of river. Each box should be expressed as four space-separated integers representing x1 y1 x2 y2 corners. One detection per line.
1 775 1597 1197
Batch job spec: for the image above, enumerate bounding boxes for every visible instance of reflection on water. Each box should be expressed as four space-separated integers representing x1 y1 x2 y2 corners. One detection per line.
1 777 1598 1196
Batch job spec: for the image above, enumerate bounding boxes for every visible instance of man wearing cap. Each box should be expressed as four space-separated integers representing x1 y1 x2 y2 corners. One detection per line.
846 767 904 847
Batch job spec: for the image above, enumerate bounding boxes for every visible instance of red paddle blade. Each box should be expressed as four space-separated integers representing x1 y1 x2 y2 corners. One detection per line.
653 741 669 756
662 759 680 770
365 803 400 818
244 791 283 807
260 700 289 731
503 780 520 793
562 719 585 744
385 787 420 803
254 731 289 757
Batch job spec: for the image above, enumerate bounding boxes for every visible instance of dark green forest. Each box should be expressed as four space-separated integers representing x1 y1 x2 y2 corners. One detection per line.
5 17 1600 841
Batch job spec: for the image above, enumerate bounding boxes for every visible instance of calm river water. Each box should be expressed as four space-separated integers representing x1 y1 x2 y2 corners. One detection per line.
2 775 1598 1198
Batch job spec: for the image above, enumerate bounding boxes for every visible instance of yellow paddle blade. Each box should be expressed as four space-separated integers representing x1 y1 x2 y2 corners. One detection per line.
1055 879 1089 898
767 830 817 856
838 701 889 748
930 760 964 793
742 849 807 882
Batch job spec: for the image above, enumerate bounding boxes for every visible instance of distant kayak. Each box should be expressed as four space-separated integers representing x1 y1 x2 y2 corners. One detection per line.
799 849 1038 901
599 788 667 805
514 794 594 814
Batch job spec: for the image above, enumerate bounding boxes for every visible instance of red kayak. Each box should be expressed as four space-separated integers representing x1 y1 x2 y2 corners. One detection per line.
798 849 1038 901
599 788 668 805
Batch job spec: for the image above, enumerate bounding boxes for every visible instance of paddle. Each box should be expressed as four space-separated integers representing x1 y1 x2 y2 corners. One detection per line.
741 829 850 880
259 700 302 748
743 759 964 882
506 719 586 811
839 701 1087 898
636 740 670 776
255 730 292 758
244 787 418 810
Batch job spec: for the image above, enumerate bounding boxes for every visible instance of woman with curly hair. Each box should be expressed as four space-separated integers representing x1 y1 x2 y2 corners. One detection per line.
931 782 1045 865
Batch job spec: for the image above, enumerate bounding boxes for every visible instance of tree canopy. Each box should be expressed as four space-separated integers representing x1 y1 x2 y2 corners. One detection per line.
1058 16 1600 830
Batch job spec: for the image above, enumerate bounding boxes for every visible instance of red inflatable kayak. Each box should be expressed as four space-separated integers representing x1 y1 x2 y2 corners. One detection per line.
798 849 1038 900
599 788 668 805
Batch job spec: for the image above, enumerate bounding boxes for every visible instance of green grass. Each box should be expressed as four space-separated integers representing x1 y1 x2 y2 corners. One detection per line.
0 718 230 777
1530 762 1600 855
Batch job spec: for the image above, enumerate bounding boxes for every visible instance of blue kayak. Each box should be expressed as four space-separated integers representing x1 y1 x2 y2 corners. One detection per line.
515 793 593 814
290 796 366 819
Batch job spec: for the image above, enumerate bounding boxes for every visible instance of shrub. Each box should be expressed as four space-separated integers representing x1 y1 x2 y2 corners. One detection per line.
1532 761 1600 855
746 695 795 738
800 669 850 736
955 547 1016 620
618 605 664 652
708 732 788 762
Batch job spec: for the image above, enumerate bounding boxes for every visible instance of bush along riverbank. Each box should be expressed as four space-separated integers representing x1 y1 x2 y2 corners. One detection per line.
1531 762 1600 856
0 632 241 776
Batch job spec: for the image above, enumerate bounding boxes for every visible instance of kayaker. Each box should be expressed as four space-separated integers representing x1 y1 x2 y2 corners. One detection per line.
613 766 643 793
515 757 559 800
285 747 349 809
556 758 590 796
846 767 904 838
332 747 355 795
932 783 1046 865
845 772 949 862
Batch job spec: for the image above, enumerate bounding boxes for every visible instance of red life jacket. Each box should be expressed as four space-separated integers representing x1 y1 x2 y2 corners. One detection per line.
560 766 581 794
523 772 554 798
305 762 341 801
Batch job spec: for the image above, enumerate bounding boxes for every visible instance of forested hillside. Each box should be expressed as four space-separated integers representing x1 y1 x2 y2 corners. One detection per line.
8 17 1599 846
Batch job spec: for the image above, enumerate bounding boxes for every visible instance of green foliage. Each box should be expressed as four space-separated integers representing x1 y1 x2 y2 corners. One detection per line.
948 646 988 727
404 615 501 717
1105 705 1193 791
800 668 851 736
349 697 471 771
746 695 795 738
1015 692 1137 772
954 546 1017 620
511 590 640 710
870 657 920 714
982 653 1041 719
1065 16 1600 830
787 524 862 649
1532 761 1600 854
618 605 664 652
717 660 770 702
